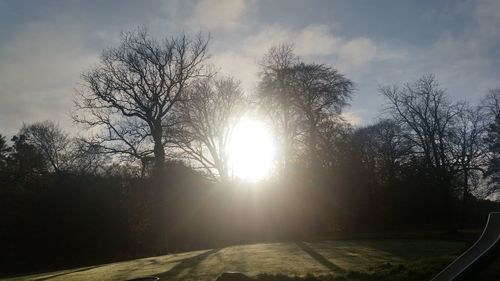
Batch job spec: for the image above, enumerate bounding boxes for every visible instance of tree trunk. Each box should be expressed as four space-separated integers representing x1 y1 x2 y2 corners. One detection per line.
309 119 319 166
462 170 469 224
443 176 456 233
283 92 290 178
152 121 165 173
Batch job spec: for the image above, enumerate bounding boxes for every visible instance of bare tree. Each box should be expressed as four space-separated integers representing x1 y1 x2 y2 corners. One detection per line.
349 120 411 220
74 28 210 173
481 88 500 119
70 139 110 175
258 44 300 176
20 121 71 175
291 62 353 165
481 88 500 195
258 45 353 174
316 116 353 169
448 103 488 215
0 134 11 174
381 75 460 232
173 76 245 181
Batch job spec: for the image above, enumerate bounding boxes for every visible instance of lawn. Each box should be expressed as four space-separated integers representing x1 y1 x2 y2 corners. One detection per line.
4 238 497 281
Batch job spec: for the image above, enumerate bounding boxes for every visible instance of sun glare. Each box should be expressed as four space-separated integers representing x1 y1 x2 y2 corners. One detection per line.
228 118 276 182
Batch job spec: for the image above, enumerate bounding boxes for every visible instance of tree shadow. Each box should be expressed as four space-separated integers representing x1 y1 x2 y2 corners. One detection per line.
156 248 221 279
38 265 102 280
295 241 344 273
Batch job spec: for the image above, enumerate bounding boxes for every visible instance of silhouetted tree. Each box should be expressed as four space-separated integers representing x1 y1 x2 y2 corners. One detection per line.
316 116 353 169
355 120 410 184
483 89 500 195
448 103 488 219
0 134 12 182
258 44 300 177
70 139 110 175
20 121 71 175
8 134 47 184
482 89 500 118
381 75 461 232
0 135 10 167
173 76 245 181
74 28 210 173
344 120 410 227
291 62 353 167
258 45 353 175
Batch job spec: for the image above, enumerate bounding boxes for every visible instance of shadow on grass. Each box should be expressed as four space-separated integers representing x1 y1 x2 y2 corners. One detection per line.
295 241 344 273
39 265 102 280
156 248 221 279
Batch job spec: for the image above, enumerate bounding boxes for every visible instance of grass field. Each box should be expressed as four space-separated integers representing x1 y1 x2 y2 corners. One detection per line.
4 238 500 281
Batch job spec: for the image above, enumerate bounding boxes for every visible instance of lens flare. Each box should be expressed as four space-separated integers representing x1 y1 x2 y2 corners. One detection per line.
228 118 276 182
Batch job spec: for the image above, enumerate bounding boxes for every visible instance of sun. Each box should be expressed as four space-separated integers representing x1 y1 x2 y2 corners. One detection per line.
228 117 276 182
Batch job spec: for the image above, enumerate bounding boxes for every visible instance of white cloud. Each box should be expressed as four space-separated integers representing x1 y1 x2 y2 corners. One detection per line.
209 24 383 95
190 0 247 31
2 0 497 134
293 25 340 56
210 50 259 93
0 21 98 136
240 24 380 68
339 38 377 67
341 111 362 126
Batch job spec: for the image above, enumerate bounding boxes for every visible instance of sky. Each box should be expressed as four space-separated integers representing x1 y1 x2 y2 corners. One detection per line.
1 0 499 137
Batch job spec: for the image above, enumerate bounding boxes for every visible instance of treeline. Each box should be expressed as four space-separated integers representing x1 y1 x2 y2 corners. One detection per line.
2 28 500 275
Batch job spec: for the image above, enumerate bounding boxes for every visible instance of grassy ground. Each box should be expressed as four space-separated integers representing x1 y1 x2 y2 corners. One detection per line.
4 238 480 281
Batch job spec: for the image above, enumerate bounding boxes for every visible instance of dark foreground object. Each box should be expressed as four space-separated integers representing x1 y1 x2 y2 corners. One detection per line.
126 277 159 281
127 274 253 281
215 272 253 281
432 212 500 281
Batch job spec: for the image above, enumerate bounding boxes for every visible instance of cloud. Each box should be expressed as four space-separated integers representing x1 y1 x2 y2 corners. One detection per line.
210 50 259 94
339 38 377 67
210 24 383 95
337 0 500 123
409 0 500 101
473 0 500 41
190 0 247 31
341 111 362 126
293 25 340 56
240 24 380 68
0 21 98 136
2 0 499 133
160 0 182 20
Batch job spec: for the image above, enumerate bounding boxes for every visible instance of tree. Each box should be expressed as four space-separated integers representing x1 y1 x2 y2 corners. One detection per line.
70 139 110 176
355 120 410 185
258 44 300 176
257 44 353 175
173 76 245 181
315 116 353 169
74 28 210 173
381 75 461 232
9 134 47 183
347 120 410 227
20 121 71 175
291 62 353 166
482 88 500 118
0 134 10 169
0 134 12 181
483 89 500 195
448 104 488 217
